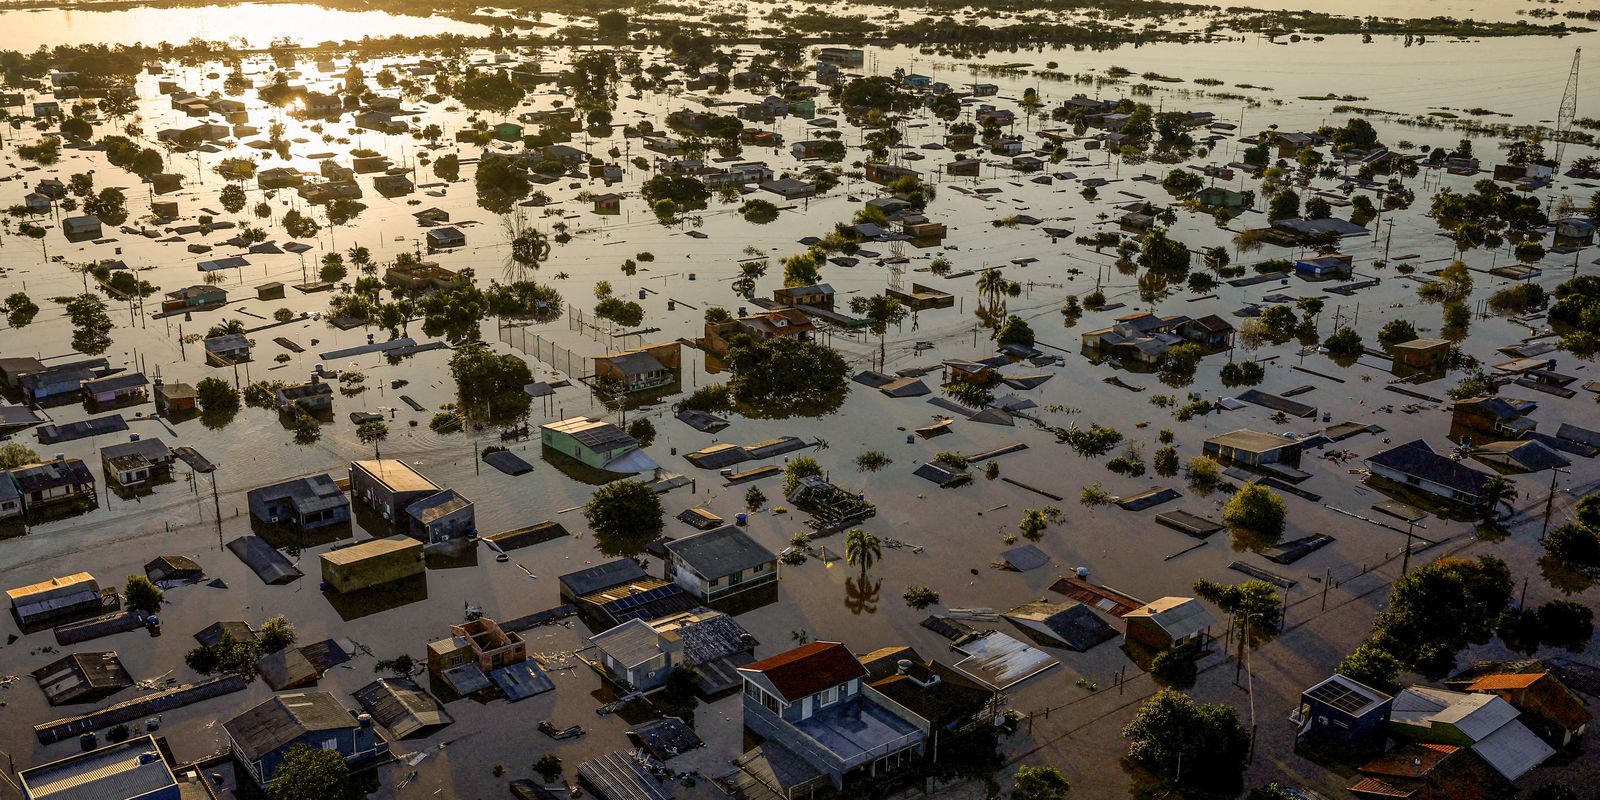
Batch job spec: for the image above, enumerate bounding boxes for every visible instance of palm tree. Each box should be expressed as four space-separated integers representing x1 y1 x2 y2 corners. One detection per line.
1477 475 1518 524
347 245 374 274
848 293 907 369
844 528 881 580
976 268 1008 309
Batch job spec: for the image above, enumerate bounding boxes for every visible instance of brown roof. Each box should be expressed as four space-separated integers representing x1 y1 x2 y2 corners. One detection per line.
1359 742 1459 778
742 642 865 703
1349 776 1417 798
1467 672 1544 690
1469 671 1593 730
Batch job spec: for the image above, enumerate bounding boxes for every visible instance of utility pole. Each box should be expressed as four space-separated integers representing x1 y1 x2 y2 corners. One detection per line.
1402 518 1416 574
1541 465 1569 539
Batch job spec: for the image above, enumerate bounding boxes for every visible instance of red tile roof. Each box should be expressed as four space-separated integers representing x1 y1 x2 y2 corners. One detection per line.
742 641 866 703
1359 742 1458 778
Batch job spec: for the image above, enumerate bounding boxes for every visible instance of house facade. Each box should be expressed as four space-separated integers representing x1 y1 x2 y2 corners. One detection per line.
663 525 778 603
247 474 351 530
224 692 386 786
738 642 926 794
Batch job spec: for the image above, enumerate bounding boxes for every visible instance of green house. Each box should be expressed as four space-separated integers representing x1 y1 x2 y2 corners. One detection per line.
493 122 524 143
540 416 640 470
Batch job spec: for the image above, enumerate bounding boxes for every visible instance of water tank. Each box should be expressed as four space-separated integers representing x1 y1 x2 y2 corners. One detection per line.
1075 566 1089 578
735 512 748 526
129 433 140 442
638 288 647 300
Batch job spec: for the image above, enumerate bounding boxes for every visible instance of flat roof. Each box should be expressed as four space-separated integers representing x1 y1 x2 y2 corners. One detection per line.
321 536 423 566
351 459 438 493
20 736 177 800
1205 429 1299 454
6 572 98 602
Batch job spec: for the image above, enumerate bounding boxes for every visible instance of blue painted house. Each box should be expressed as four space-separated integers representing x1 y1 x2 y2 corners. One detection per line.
224 692 386 787
1292 673 1393 752
1293 253 1354 278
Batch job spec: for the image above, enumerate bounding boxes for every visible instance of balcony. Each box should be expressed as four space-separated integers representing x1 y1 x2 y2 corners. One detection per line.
792 696 925 773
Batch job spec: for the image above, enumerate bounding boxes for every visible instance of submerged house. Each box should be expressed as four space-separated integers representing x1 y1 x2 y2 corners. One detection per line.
247 474 350 531
1202 429 1303 468
7 572 102 628
224 691 387 787
1451 396 1537 440
1080 312 1186 364
539 417 653 473
8 458 96 513
1292 673 1394 751
591 342 681 394
1122 596 1215 652
737 642 926 795
1366 439 1497 507
81 372 148 405
663 525 779 604
1388 686 1553 782
275 378 333 415
1392 338 1452 371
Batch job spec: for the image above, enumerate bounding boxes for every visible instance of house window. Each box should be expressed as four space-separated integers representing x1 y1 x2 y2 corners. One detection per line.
320 737 339 751
762 691 780 714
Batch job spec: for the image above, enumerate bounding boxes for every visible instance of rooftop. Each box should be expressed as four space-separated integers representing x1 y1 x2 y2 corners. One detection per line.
792 694 922 762
224 691 358 762
320 536 423 566
664 525 775 578
352 459 439 494
741 642 866 704
19 736 176 800
542 416 636 450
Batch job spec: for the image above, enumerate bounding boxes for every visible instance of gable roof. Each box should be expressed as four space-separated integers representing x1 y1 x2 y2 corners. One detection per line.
739 642 865 704
1367 440 1494 499
224 692 356 762
1125 596 1216 640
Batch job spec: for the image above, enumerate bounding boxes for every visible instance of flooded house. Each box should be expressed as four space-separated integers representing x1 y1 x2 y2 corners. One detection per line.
0 477 19 520
247 474 351 530
1121 596 1215 652
426 617 527 684
60 215 102 241
425 226 466 250
662 525 778 604
1202 429 1304 468
593 192 621 214
736 642 925 794
320 536 425 593
703 309 817 356
224 691 388 787
1451 396 1537 440
17 736 187 800
100 437 174 491
592 343 681 394
31 650 133 705
8 457 96 513
405 488 476 546
773 282 835 308
6 572 102 628
1392 337 1452 371
18 362 101 405
1388 686 1553 782
384 262 465 291
1292 673 1394 751
588 617 686 692
275 378 333 416
203 333 252 366
540 416 645 472
1464 671 1592 748
349 459 438 521
1294 253 1355 279
1080 312 1188 364
161 285 227 312
81 372 148 405
1366 439 1498 507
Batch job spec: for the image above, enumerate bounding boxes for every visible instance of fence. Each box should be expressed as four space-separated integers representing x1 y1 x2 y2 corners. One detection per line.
499 324 589 379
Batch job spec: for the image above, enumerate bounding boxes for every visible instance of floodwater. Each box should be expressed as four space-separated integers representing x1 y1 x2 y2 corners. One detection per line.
0 8 1596 800
0 3 489 50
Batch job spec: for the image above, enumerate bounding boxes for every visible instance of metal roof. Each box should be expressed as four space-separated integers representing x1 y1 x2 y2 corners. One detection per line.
664 525 775 578
542 417 635 450
224 692 358 763
351 459 438 494
353 678 452 739
1125 596 1216 640
589 618 667 669
407 489 472 525
19 736 176 800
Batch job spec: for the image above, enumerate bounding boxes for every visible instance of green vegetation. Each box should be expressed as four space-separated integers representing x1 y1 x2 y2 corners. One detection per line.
726 334 848 413
1223 484 1286 539
1123 689 1251 796
448 345 532 421
584 479 664 556
123 575 163 613
903 585 940 610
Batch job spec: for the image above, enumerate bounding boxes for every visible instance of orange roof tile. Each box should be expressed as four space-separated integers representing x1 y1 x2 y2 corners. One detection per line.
1467 672 1547 691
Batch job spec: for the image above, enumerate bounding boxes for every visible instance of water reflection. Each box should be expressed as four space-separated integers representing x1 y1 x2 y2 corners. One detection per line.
843 574 880 615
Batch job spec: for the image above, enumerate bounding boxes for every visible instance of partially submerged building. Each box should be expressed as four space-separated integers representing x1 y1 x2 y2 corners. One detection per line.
247 474 351 530
320 537 425 593
663 525 778 604
224 691 387 787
